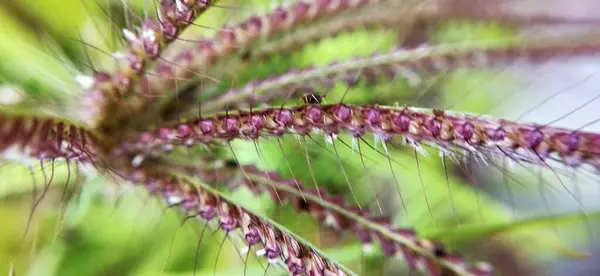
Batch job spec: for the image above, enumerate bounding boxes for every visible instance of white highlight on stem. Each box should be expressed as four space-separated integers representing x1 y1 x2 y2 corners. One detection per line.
74 74 95 90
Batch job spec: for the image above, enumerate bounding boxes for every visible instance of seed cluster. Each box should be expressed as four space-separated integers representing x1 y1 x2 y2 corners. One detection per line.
186 161 493 276
0 114 97 163
149 0 382 96
80 0 215 128
108 0 213 93
124 104 600 171
94 0 380 133
122 168 349 276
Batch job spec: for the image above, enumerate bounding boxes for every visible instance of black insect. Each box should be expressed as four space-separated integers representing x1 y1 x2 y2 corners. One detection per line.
301 93 323 105
240 50 251 61
225 159 239 168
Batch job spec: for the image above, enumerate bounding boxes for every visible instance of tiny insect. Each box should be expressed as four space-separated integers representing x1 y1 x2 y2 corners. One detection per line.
240 50 251 61
301 93 323 105
225 159 239 168
433 246 447 257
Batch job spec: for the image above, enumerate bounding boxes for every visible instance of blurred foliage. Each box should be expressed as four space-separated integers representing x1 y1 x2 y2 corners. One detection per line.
0 0 598 275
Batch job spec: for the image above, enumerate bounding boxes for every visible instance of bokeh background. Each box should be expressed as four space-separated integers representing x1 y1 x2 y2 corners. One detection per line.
2 0 600 275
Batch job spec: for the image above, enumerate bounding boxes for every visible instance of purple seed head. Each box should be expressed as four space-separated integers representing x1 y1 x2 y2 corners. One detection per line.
223 117 241 133
287 258 306 275
198 41 214 61
145 179 162 194
157 63 174 78
128 55 145 72
458 121 475 141
182 197 199 212
306 106 323 123
276 110 293 126
246 16 263 32
333 104 352 122
200 206 216 221
318 0 332 9
248 115 265 128
161 21 178 39
177 124 192 139
266 247 281 260
177 10 194 24
143 42 160 58
353 226 373 244
521 128 544 149
199 120 214 134
142 19 160 32
219 29 236 46
160 0 176 20
198 0 211 8
555 133 580 153
95 71 112 83
139 132 154 144
363 108 381 126
488 127 506 141
220 216 239 232
379 237 398 256
158 128 174 140
344 73 360 86
425 118 442 137
244 226 261 245
113 74 131 91
271 8 288 27
294 2 310 18
392 112 411 132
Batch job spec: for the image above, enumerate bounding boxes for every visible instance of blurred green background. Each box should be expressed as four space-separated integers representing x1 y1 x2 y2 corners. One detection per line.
1 0 600 275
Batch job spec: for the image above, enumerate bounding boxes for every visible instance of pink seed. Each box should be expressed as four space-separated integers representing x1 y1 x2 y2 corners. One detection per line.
248 115 265 128
363 108 381 126
294 2 310 18
244 226 261 245
161 21 178 39
143 42 160 58
158 128 173 140
220 215 239 232
425 118 442 137
95 71 112 83
457 121 475 141
487 127 506 142
271 8 288 27
199 120 214 134
177 10 194 24
246 16 263 33
177 125 192 139
554 132 580 154
521 128 544 149
333 104 352 122
276 110 293 126
128 55 145 72
139 132 154 144
306 106 323 123
223 117 241 133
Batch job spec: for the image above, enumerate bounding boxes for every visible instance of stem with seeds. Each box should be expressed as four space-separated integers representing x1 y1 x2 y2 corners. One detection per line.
80 0 220 128
168 156 493 276
117 164 356 276
93 0 388 135
123 104 600 172
0 111 100 164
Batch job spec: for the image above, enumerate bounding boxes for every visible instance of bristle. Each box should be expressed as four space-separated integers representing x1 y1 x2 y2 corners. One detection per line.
0 114 99 164
195 41 600 115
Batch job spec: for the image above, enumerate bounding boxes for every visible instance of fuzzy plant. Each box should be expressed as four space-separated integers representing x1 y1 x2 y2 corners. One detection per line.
2 0 600 275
